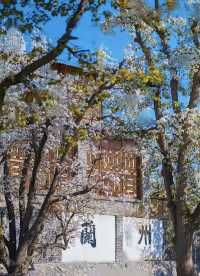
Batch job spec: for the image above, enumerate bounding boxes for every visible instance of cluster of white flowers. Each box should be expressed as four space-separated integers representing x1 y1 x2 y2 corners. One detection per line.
0 28 26 54
166 16 186 27
188 0 200 4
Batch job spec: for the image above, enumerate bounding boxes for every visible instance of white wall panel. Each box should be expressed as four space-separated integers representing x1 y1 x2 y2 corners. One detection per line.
62 215 115 263
123 217 163 261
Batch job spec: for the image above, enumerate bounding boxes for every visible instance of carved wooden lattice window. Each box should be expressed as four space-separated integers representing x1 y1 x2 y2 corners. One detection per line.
7 144 74 192
86 139 142 199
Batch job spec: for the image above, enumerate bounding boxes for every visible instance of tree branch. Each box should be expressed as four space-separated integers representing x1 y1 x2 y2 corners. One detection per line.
0 0 88 112
21 121 50 239
134 24 177 226
0 230 9 271
190 201 200 230
19 148 32 232
191 20 200 49
188 21 200 108
153 19 180 114
134 24 153 66
3 153 17 261
54 212 75 248
140 10 181 114
170 74 180 113
188 67 200 108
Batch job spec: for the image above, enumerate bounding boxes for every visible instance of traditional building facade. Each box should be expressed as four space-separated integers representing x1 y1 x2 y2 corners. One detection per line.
0 57 171 275
0 136 170 276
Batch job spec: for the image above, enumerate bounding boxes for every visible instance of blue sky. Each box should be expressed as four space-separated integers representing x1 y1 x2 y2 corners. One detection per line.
43 10 131 64
41 1 190 127
29 1 199 127
42 0 188 63
43 5 155 127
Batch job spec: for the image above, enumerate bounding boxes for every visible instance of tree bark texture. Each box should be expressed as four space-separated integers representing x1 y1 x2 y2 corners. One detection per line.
175 231 197 276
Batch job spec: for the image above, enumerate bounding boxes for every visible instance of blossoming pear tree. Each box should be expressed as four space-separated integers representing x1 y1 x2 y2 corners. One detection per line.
104 1 200 275
0 1 137 275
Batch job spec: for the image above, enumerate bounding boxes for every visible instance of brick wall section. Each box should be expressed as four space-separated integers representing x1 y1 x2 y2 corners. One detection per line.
0 261 177 276
115 216 124 263
33 215 63 263
34 247 62 263
30 262 176 276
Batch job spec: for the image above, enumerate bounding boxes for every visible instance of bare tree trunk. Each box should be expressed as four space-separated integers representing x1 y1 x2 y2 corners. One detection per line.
7 242 31 276
155 0 160 11
175 232 197 276
8 263 29 276
8 256 30 276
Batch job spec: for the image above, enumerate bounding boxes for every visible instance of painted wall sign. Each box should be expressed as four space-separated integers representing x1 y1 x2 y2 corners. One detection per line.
123 217 164 261
62 215 115 263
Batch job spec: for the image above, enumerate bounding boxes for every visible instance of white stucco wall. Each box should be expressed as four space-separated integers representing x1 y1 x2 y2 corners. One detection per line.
62 215 115 263
123 218 164 261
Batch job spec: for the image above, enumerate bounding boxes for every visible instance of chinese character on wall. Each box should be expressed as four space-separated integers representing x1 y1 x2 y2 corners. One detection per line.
138 224 152 245
80 220 96 248
123 218 164 261
62 215 115 262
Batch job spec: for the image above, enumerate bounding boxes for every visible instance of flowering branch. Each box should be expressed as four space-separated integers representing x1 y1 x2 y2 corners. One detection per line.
0 0 88 112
